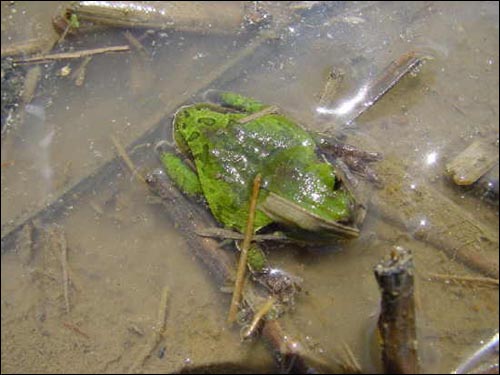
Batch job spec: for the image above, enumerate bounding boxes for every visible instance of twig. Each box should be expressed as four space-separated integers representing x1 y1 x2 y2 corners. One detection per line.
123 31 149 60
146 169 334 373
129 286 169 373
195 227 290 242
241 296 275 340
1 27 277 243
56 23 72 46
368 155 499 279
427 273 499 287
72 56 92 86
63 321 90 339
237 105 280 124
334 342 363 374
52 225 71 314
110 135 146 184
227 174 262 324
342 342 362 373
1 38 53 57
320 51 430 127
13 45 130 64
157 286 170 337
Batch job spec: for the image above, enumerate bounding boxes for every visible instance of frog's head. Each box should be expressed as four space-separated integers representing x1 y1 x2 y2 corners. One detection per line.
172 103 236 155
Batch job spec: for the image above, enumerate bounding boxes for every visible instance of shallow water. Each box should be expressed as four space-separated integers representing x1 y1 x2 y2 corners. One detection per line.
1 1 498 373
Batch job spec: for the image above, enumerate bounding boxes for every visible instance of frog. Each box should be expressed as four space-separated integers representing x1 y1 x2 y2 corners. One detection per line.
155 92 381 300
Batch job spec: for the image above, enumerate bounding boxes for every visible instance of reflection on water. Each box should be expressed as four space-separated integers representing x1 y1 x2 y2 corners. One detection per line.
1 1 498 373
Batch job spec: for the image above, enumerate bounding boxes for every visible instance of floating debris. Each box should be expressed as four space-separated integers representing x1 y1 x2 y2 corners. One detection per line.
54 2 269 36
446 138 499 186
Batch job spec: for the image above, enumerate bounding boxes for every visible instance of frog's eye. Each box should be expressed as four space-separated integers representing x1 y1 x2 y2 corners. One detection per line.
198 117 215 126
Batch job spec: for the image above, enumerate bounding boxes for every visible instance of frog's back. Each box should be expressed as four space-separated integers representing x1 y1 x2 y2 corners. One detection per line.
176 105 352 233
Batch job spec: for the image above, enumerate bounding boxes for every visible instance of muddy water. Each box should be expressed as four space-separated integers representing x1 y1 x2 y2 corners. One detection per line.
1 2 498 373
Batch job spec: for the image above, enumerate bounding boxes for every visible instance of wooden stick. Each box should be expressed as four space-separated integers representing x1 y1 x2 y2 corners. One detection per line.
64 1 261 35
72 56 92 86
374 247 419 374
334 342 363 374
241 297 275 340
13 45 130 64
145 169 333 373
62 321 90 339
110 135 146 184
1 38 53 57
129 286 169 372
227 174 262 324
157 286 170 337
1 30 275 242
123 31 149 60
53 225 71 314
366 154 499 279
427 273 499 287
237 105 280 124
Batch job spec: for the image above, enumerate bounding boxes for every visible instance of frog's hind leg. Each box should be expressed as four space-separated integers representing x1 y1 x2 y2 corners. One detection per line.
211 91 268 114
316 134 383 185
155 141 203 198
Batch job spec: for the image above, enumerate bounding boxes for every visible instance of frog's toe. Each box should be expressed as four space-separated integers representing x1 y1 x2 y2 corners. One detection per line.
201 89 225 103
342 155 383 188
155 140 176 155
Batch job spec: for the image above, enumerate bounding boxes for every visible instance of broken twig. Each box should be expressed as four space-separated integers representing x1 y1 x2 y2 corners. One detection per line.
145 169 333 373
374 247 418 374
13 45 130 64
427 273 498 287
241 296 275 340
110 135 146 184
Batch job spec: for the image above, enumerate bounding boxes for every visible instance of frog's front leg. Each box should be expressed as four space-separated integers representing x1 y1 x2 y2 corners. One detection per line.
315 134 383 185
156 143 203 199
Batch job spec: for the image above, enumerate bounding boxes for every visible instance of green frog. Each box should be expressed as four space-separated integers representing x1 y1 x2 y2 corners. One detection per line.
155 92 380 299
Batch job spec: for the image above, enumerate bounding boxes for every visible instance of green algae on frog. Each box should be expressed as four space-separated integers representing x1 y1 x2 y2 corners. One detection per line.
158 92 378 244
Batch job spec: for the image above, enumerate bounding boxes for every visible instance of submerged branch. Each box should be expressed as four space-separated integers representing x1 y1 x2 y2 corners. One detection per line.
145 169 333 373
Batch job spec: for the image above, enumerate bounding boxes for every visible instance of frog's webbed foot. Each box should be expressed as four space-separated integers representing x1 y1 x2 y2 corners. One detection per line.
235 241 301 304
155 139 176 154
317 135 383 186
252 267 302 305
